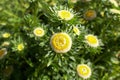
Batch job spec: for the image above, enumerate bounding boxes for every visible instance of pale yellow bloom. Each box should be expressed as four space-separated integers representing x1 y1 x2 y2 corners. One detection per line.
77 64 91 79
70 0 77 3
110 9 120 14
2 33 11 38
100 11 104 17
109 0 118 7
58 10 74 20
111 57 119 64
17 43 24 51
1 41 10 47
50 33 72 53
73 26 80 35
0 48 7 59
85 34 99 47
33 27 45 37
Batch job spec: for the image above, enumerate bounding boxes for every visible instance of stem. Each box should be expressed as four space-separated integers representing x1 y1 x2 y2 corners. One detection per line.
100 19 112 37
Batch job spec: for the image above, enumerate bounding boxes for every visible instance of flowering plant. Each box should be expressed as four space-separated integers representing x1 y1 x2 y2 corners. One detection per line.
0 0 120 80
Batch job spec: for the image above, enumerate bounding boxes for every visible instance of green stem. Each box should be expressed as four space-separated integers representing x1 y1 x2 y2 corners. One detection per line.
100 19 112 37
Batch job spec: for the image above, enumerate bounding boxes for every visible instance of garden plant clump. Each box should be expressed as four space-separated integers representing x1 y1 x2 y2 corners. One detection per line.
0 0 120 80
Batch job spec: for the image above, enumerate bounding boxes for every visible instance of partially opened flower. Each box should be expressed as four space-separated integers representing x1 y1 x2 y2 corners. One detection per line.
2 32 11 38
110 9 120 14
33 27 45 37
58 10 74 20
84 10 96 20
77 64 91 79
73 26 80 35
0 48 7 59
85 34 99 47
1 41 10 47
50 32 72 53
17 43 24 51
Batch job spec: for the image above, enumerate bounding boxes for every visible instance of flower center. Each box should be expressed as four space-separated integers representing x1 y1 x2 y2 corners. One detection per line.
58 10 73 20
86 11 94 17
17 44 24 51
0 49 4 57
53 35 69 50
36 29 42 35
79 65 90 76
86 35 97 44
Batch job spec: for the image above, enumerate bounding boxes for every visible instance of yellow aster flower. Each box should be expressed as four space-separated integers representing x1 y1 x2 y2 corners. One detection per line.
0 48 7 59
33 27 45 37
50 33 72 53
17 43 24 51
85 34 99 47
77 64 91 79
73 26 80 35
2 33 11 38
58 10 74 20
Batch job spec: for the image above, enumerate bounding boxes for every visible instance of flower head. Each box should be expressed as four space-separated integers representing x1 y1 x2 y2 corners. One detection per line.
50 32 72 53
2 33 11 38
33 27 45 37
85 34 99 47
58 10 74 20
77 64 91 79
84 10 96 20
0 48 7 59
73 26 80 35
17 43 24 51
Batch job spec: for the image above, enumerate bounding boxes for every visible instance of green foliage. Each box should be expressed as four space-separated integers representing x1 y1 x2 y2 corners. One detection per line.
0 0 120 80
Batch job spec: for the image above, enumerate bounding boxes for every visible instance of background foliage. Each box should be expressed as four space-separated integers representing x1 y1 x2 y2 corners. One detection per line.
0 0 120 80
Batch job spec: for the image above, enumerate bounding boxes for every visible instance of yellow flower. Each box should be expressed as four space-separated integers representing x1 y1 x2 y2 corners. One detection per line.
58 10 74 20
77 64 91 79
0 48 7 59
33 27 45 37
2 33 11 38
109 0 118 7
73 26 80 35
110 9 120 14
84 10 96 20
50 33 72 53
17 43 24 51
85 34 99 47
